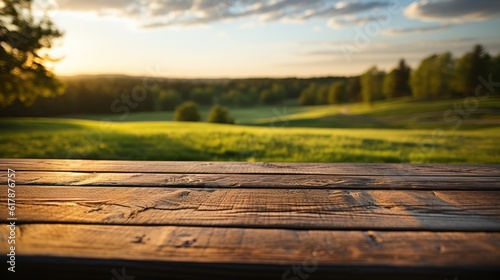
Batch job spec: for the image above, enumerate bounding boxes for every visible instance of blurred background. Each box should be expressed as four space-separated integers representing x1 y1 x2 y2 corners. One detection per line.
1 0 499 163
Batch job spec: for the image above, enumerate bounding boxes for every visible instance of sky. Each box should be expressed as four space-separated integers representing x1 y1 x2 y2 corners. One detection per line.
37 0 500 78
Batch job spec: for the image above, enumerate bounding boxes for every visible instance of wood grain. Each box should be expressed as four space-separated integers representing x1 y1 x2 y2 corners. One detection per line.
1 159 499 278
1 224 499 267
3 171 500 190
1 158 499 176
3 186 500 231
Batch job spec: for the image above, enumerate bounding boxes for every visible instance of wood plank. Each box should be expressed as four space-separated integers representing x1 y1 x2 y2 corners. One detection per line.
4 171 500 190
1 158 499 176
1 224 499 270
3 186 500 231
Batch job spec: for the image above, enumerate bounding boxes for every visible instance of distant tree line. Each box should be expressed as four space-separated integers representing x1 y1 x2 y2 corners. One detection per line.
1 44 499 119
0 76 343 117
298 44 499 107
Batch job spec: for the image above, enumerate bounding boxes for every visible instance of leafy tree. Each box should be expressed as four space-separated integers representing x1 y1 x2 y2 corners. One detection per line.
287 79 304 99
190 87 213 105
492 54 500 92
315 85 329 105
221 87 260 107
207 105 234 124
245 86 260 106
299 83 318 105
221 89 242 106
0 0 64 107
411 52 455 99
347 76 362 102
271 83 286 97
360 66 385 105
383 71 397 99
327 81 347 104
259 89 274 104
260 83 286 105
454 44 491 96
174 101 201 122
383 59 411 98
156 89 182 111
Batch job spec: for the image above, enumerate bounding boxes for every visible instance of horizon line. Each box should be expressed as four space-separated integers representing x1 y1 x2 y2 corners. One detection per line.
56 73 355 80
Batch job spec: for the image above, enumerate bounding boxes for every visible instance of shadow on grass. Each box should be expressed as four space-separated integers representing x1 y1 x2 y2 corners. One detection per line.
65 133 214 161
0 118 87 132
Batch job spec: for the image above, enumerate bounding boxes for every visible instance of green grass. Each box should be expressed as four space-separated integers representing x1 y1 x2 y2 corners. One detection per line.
251 97 500 129
63 105 308 124
1 97 499 163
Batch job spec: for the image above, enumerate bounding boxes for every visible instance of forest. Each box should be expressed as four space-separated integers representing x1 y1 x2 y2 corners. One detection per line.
2 44 499 119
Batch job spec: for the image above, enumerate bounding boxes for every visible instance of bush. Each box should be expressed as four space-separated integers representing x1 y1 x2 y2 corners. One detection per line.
175 101 201 122
207 105 234 124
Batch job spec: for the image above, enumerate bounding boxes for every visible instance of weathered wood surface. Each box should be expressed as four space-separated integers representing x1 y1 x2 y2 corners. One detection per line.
2 171 500 190
2 224 500 266
1 158 499 176
0 158 499 279
2 186 500 231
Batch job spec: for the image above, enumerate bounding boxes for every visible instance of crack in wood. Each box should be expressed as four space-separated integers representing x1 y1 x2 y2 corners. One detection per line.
365 231 383 248
131 234 148 244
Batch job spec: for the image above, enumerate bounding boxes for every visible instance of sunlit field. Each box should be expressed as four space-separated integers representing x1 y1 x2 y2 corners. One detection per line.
2 97 499 163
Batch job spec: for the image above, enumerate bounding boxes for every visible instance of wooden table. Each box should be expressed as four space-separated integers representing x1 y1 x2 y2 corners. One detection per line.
1 159 499 279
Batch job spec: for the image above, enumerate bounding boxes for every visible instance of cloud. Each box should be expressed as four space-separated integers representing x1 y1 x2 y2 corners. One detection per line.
296 37 500 62
405 0 500 22
53 0 396 28
327 14 388 29
287 38 499 75
56 0 136 11
308 1 390 19
382 24 453 35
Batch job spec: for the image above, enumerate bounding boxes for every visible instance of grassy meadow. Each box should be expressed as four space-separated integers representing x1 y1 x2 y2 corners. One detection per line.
1 97 499 163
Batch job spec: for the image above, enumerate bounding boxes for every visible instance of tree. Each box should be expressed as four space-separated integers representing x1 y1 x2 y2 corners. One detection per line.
221 89 243 106
174 101 201 122
0 0 64 107
360 66 385 105
327 81 347 104
383 59 411 98
156 89 182 111
383 70 397 99
299 83 318 105
207 105 234 124
347 76 361 102
260 83 286 105
245 86 260 106
190 87 213 105
315 85 329 105
454 44 491 96
411 52 455 99
492 54 500 92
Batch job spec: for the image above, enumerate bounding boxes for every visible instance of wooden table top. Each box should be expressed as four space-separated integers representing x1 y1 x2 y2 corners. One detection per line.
1 159 499 279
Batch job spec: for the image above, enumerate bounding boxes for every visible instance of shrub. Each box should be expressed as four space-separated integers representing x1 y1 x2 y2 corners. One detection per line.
175 101 201 122
207 105 234 124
